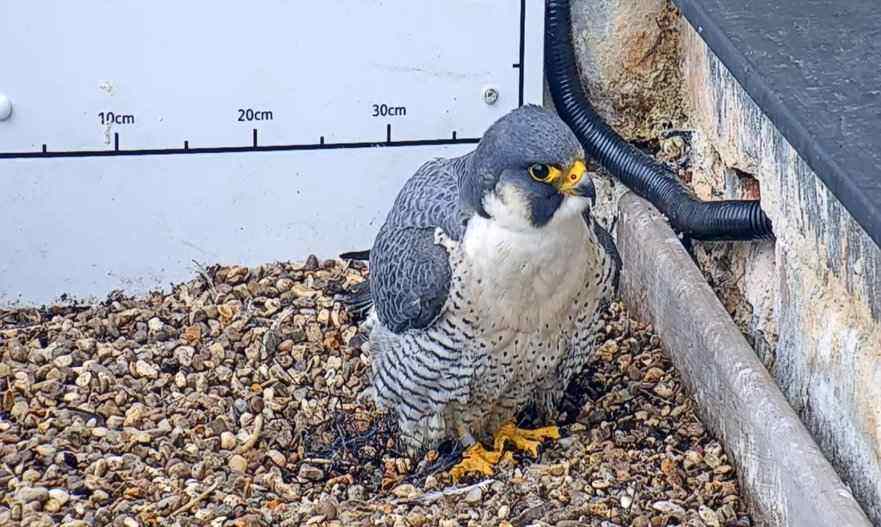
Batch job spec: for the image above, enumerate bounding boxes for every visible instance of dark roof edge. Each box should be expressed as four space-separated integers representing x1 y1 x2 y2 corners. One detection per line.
673 0 881 249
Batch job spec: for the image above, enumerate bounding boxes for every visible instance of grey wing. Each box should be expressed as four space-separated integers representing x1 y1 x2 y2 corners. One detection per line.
589 214 621 292
580 208 620 293
369 157 469 334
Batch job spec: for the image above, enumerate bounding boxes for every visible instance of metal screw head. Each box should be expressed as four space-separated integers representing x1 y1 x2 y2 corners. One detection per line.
0 94 12 121
482 87 499 105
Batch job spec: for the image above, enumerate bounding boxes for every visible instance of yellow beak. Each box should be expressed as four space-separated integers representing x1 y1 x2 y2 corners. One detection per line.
553 159 589 196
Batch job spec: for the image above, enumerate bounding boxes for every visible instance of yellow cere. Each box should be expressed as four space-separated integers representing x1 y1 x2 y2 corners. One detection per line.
544 165 564 182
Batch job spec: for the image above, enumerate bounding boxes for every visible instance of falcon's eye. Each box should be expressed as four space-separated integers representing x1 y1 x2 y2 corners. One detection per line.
528 163 551 182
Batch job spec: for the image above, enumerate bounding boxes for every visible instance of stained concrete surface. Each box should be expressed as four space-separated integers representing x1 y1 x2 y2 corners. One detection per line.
617 192 871 527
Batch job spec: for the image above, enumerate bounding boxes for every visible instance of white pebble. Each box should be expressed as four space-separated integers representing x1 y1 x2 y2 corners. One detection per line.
147 317 163 332
229 454 248 472
75 371 92 387
220 432 236 450
175 346 195 368
48 488 70 506
652 500 686 516
135 360 158 379
54 354 73 368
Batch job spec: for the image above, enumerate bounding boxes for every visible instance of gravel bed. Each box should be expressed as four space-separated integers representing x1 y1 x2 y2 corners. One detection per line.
0 258 752 526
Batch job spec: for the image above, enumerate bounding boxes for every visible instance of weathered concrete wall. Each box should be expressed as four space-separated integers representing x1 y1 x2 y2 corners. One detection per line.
570 0 686 142
569 0 881 522
679 21 881 523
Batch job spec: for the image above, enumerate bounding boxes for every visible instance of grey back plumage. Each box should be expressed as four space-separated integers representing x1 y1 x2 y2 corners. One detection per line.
369 155 471 333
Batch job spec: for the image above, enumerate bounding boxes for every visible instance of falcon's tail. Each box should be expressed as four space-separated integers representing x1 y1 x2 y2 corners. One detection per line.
339 249 370 261
338 249 373 321
338 280 373 320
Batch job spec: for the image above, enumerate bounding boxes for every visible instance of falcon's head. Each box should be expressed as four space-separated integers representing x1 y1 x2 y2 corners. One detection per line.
462 104 595 231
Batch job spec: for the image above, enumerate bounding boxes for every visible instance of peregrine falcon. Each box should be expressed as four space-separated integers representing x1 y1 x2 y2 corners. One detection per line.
346 105 620 479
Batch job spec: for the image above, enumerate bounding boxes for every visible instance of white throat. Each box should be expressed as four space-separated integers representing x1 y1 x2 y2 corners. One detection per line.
459 193 597 332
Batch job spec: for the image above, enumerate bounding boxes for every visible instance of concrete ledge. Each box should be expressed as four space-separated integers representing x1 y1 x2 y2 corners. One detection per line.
615 193 872 526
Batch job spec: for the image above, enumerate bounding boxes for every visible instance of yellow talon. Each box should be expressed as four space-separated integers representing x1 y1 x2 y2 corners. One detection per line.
449 422 560 481
449 443 500 481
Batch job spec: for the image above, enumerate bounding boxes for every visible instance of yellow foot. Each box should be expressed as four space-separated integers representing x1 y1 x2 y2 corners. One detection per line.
449 422 560 482
492 422 560 457
449 442 504 482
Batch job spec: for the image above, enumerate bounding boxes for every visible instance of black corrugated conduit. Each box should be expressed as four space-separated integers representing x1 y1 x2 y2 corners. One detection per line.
545 0 774 241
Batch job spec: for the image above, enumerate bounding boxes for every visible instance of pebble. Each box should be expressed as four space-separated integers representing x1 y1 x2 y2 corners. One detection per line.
11 400 28 419
92 458 108 477
220 431 237 450
315 497 338 520
684 449 703 468
91 426 109 438
54 354 73 367
135 360 159 379
298 464 324 481
652 500 686 517
653 382 675 398
407 512 428 527
0 261 751 525
644 366 666 382
75 371 92 387
700 505 723 527
124 403 145 426
148 317 164 332
292 283 319 298
464 486 483 504
175 345 195 368
325 356 342 370
16 486 49 503
229 454 248 472
48 488 71 506
35 444 56 458
91 489 110 504
347 485 365 501
266 449 286 466
392 484 419 499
